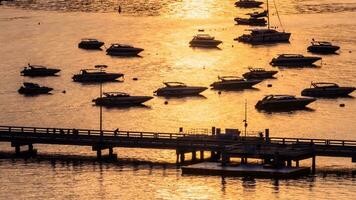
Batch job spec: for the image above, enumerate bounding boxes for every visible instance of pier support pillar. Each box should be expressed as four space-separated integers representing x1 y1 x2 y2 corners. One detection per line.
287 160 292 167
109 147 113 157
192 151 197 161
312 156 316 174
200 151 204 161
96 149 102 159
352 156 356 163
176 153 180 164
180 153 185 163
296 160 299 167
15 145 20 155
28 144 34 153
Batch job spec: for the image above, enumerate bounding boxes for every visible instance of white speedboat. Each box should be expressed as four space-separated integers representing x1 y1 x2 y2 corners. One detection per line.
154 82 207 96
255 95 316 110
189 34 222 48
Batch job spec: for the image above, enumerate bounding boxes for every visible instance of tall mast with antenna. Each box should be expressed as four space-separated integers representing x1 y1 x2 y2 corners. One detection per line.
243 100 248 137
267 0 270 29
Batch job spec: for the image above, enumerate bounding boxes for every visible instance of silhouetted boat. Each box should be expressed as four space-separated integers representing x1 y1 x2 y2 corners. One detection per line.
78 38 104 49
210 76 261 89
154 82 207 96
242 67 278 79
234 17 267 26
18 82 53 95
307 41 340 54
270 54 321 66
247 10 268 18
93 92 153 106
72 65 123 82
235 0 263 8
106 44 144 56
255 95 316 110
189 34 222 48
301 82 355 97
21 63 60 76
236 0 290 44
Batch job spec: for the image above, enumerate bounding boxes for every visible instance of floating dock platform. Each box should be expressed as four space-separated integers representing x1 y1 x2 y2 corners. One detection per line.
182 162 310 178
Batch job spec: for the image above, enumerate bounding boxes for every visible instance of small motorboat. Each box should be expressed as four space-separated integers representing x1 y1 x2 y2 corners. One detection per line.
307 41 340 54
18 82 53 95
106 44 144 56
247 10 268 18
210 76 261 89
93 92 153 107
154 82 207 96
72 65 124 82
270 54 321 66
234 17 266 26
235 0 263 8
255 95 316 110
21 63 61 76
189 34 222 48
301 82 355 97
78 38 104 49
242 67 278 79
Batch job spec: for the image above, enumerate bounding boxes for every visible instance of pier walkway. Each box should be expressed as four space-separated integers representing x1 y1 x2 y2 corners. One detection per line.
0 125 356 168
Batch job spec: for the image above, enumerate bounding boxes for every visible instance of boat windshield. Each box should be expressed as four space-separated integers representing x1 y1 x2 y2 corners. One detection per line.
81 69 106 74
248 67 265 72
28 65 46 69
311 82 338 88
81 38 99 42
311 41 332 46
111 44 133 48
23 82 39 87
218 76 244 81
264 95 295 101
164 82 187 87
103 92 130 97
279 54 303 58
194 34 215 40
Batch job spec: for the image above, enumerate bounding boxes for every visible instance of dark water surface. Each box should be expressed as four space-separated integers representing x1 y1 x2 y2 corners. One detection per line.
0 0 355 199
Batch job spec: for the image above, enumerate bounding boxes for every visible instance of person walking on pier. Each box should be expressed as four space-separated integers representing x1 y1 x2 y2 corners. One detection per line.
114 128 119 136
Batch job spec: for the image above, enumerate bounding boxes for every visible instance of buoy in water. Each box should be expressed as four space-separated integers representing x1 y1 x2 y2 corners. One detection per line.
164 101 168 105
62 90 66 93
340 103 345 107
133 77 138 81
267 84 272 87
218 91 222 94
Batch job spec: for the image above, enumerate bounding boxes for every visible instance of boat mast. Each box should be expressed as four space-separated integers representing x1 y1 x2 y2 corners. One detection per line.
243 100 248 137
267 0 270 29
100 81 103 135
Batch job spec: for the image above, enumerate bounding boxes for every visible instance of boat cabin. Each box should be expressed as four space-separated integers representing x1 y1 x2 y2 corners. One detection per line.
163 82 187 87
311 41 332 46
80 69 106 75
262 95 296 101
311 82 339 88
218 76 244 82
194 34 215 40
23 82 40 88
81 38 100 42
103 92 130 97
109 44 134 48
248 67 266 72
278 54 304 58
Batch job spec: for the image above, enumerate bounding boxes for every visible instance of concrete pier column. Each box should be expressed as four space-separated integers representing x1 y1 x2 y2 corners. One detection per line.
109 147 113 157
296 160 299 167
180 153 185 163
192 151 197 161
312 156 316 174
96 149 102 159
265 129 270 142
287 160 292 167
221 154 229 166
15 145 20 155
200 151 204 160
176 153 180 164
28 144 34 153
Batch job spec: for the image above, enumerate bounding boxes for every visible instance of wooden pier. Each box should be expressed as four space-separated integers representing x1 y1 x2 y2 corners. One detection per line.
0 125 355 175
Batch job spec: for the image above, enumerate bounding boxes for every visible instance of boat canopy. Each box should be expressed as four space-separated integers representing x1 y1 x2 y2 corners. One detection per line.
80 69 106 73
194 34 215 40
278 54 304 58
163 82 187 87
311 41 332 46
263 95 296 100
23 82 40 87
94 65 108 69
248 67 266 72
103 92 130 97
110 43 133 48
246 28 279 34
27 64 47 69
311 82 339 88
81 38 100 41
218 76 244 81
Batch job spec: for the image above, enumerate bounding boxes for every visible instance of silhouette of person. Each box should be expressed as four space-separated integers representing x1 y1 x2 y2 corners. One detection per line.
114 128 119 136
118 6 121 14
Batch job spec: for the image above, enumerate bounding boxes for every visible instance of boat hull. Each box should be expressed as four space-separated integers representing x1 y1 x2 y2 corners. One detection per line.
242 71 278 79
21 68 61 76
301 87 355 97
255 98 316 110
18 87 53 95
270 57 321 67
235 18 266 26
155 87 207 96
78 42 104 49
238 32 291 44
235 1 263 8
93 96 153 107
106 48 143 56
72 73 123 82
307 45 340 54
189 41 222 48
211 80 261 89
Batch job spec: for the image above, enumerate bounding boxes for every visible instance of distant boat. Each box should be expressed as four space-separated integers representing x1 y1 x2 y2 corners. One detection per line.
21 63 60 77
18 82 53 95
242 67 278 79
93 92 153 107
154 82 207 96
78 38 104 49
189 34 222 48
236 0 291 44
270 54 321 66
255 95 316 110
210 76 261 89
72 65 124 82
307 41 340 54
301 82 355 97
247 10 268 18
106 44 144 56
234 17 267 26
235 0 263 8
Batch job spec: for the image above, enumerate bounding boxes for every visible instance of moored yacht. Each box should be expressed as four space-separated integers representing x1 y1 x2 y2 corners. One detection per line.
247 10 268 18
154 82 207 96
255 95 316 110
242 67 278 79
93 92 153 107
234 17 267 26
235 0 263 8
210 76 261 89
106 44 144 56
18 82 53 95
307 41 340 54
21 63 61 76
270 54 321 66
78 38 104 49
189 34 222 48
301 82 355 97
72 65 124 82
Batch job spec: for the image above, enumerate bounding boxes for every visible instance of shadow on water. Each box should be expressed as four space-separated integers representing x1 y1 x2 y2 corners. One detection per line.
256 107 315 114
157 94 207 100
211 87 260 92
98 104 152 110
